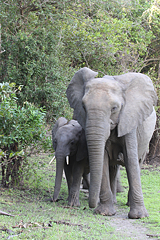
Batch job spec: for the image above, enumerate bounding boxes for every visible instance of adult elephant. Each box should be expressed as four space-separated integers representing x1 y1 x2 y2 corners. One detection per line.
66 67 157 219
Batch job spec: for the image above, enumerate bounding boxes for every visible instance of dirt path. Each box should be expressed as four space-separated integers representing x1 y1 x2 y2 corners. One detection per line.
108 206 157 240
81 188 158 240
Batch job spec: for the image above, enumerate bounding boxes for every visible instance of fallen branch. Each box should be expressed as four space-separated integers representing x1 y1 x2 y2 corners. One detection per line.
0 210 15 217
0 226 15 235
7 234 19 239
53 220 82 227
146 234 160 238
49 155 55 165
12 221 52 229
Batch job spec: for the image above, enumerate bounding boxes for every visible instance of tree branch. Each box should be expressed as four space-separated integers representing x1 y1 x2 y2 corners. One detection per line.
144 58 160 62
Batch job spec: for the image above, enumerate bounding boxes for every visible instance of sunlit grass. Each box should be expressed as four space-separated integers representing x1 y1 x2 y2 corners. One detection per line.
116 166 160 237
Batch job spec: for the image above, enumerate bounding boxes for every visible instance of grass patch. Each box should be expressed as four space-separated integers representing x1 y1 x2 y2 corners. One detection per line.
116 166 160 238
141 167 160 234
0 153 115 239
0 153 160 239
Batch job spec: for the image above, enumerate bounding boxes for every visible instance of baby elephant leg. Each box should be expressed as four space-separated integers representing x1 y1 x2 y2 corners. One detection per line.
109 165 119 203
68 162 84 207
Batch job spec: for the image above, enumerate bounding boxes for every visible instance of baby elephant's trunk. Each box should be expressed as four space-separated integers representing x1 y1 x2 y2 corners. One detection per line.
53 156 64 201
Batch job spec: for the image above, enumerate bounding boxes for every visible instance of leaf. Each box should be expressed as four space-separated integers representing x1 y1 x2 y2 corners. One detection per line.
9 152 14 158
0 150 4 156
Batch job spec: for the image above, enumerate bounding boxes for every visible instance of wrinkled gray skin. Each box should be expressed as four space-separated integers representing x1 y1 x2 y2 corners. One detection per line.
52 117 89 206
52 118 123 206
66 67 157 219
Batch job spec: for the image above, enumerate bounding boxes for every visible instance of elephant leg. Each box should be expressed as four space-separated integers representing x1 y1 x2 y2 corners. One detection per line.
124 129 148 219
126 157 143 207
126 188 131 206
68 162 84 207
116 166 124 193
94 150 116 216
82 172 90 189
64 163 73 200
109 165 119 203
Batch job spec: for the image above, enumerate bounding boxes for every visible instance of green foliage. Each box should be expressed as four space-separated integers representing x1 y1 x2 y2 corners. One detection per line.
0 0 159 166
59 1 154 75
141 0 160 78
1 26 73 121
1 0 159 123
0 82 51 186
0 82 49 155
1 0 74 121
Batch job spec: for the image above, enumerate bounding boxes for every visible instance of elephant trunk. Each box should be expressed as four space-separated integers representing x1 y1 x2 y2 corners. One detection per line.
53 155 64 201
86 119 109 208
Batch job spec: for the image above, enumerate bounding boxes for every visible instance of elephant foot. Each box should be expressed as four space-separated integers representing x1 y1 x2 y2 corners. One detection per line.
45 197 63 202
94 202 116 216
128 205 149 219
68 193 80 207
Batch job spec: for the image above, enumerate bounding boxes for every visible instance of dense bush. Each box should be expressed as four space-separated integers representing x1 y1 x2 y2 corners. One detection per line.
0 82 51 186
1 0 160 123
1 28 73 122
1 0 160 163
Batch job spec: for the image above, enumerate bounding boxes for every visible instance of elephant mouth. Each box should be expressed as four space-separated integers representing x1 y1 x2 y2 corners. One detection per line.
110 121 117 130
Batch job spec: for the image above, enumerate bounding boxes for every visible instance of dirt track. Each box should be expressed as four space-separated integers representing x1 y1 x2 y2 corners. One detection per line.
109 206 151 240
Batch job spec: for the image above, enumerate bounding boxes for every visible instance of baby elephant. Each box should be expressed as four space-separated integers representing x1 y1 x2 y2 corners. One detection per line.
52 117 89 207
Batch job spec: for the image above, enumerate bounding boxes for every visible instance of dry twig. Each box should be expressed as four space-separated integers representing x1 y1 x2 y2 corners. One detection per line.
0 210 15 217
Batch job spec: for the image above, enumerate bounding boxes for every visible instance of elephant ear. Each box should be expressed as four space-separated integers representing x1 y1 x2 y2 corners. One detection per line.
115 73 157 137
76 129 88 162
66 67 98 129
52 117 68 149
68 119 82 132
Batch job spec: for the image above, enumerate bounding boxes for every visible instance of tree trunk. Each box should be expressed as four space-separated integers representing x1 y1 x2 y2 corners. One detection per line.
146 98 160 165
146 126 160 165
1 156 23 187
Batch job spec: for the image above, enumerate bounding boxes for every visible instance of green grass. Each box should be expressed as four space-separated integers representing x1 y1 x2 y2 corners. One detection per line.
116 165 160 237
0 153 115 239
0 153 160 239
141 167 160 233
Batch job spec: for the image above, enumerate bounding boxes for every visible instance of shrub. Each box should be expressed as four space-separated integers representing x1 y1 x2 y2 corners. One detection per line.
0 82 51 187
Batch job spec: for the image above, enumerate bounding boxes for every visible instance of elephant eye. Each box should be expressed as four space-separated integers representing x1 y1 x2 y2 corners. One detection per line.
82 102 86 111
70 140 74 145
53 139 57 147
111 106 117 113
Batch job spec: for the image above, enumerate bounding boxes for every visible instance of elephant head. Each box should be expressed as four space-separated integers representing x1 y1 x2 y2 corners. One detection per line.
52 117 88 201
66 67 157 209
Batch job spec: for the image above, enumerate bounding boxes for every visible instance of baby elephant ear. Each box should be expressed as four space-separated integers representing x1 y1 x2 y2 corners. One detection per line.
117 73 157 137
66 67 98 129
68 119 82 130
52 117 67 149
